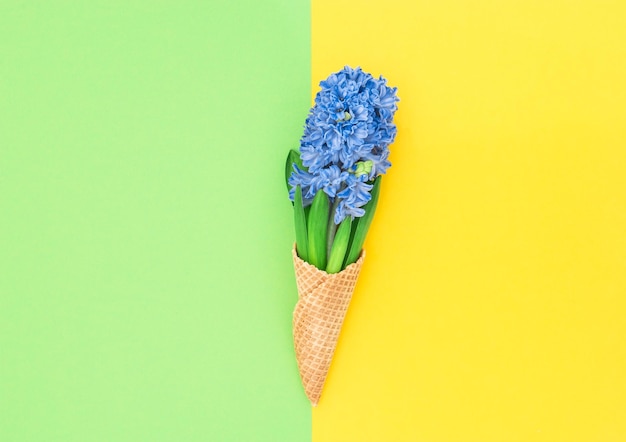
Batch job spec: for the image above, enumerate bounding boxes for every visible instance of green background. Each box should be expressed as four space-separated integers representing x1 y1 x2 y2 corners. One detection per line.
0 1 310 440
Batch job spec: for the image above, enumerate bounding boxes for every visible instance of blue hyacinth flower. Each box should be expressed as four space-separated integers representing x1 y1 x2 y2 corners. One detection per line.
289 66 399 224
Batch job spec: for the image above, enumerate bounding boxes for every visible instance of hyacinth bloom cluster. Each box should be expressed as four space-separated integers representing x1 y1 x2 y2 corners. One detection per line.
289 66 399 224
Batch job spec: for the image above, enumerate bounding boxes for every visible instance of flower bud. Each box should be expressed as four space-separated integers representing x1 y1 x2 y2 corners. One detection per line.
352 160 373 178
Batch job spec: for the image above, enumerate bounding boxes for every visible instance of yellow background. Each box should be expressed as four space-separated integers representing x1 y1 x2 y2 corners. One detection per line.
312 1 626 440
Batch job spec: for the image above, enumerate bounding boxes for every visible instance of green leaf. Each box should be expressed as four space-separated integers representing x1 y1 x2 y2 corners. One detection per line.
307 191 329 269
326 217 352 274
285 149 304 192
293 186 308 261
344 176 382 267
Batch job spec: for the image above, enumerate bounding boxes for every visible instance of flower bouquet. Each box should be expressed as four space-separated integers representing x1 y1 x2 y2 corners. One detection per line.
285 66 399 405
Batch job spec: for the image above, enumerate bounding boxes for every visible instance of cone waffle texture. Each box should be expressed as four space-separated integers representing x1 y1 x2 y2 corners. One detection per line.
292 246 365 406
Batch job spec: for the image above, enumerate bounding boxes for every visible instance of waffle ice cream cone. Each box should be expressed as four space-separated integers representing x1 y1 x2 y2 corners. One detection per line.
292 246 365 406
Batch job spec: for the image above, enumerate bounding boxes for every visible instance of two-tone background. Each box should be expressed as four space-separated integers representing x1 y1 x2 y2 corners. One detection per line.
1 1 625 441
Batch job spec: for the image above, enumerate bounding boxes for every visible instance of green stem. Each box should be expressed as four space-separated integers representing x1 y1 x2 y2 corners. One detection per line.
326 197 340 259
